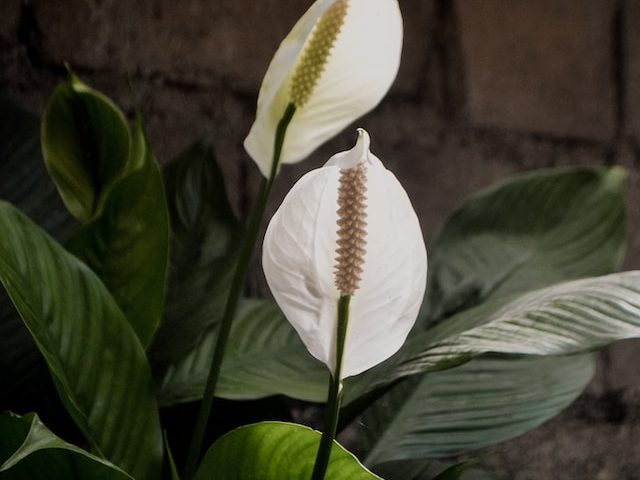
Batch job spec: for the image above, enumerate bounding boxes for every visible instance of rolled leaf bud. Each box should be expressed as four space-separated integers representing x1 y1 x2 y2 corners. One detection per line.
245 0 403 177
262 129 427 378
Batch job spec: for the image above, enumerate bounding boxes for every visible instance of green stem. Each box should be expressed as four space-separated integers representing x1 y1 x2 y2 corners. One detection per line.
311 295 351 480
183 103 296 479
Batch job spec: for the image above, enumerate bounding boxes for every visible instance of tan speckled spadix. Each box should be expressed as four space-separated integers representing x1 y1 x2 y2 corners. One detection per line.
334 162 368 295
289 0 349 107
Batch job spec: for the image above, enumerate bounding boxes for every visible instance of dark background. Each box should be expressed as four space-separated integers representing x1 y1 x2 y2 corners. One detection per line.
2 0 640 478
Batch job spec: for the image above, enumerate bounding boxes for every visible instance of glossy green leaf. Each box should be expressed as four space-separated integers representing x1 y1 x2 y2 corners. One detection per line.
0 201 162 480
41 74 131 223
68 119 170 346
158 299 327 406
373 459 496 480
362 354 595 465
150 139 241 369
347 272 640 400
0 412 132 480
398 272 640 379
425 167 625 323
194 422 380 480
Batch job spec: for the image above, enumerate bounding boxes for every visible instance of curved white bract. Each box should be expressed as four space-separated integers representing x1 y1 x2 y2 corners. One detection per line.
245 0 403 176
263 130 427 378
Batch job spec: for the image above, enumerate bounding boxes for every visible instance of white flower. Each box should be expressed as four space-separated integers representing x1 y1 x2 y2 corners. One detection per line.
262 129 427 379
244 0 403 177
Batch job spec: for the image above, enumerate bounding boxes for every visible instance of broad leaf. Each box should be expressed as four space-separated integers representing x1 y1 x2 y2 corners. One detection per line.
158 299 327 406
0 201 162 480
425 167 625 323
399 272 640 378
373 459 496 480
194 422 380 480
348 272 640 399
362 354 595 465
150 139 240 369
68 119 170 346
41 74 131 223
0 412 132 480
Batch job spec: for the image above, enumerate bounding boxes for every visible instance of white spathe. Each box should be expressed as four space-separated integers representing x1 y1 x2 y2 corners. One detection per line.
244 0 403 177
262 130 427 379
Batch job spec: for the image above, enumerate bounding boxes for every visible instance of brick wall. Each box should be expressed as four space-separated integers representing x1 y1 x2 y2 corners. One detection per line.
1 1 640 478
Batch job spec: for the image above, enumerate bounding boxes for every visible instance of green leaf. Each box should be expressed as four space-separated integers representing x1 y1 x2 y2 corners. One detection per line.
158 299 328 406
194 422 380 480
399 272 640 378
347 271 640 400
0 412 132 480
373 459 496 480
41 74 131 223
362 354 595 465
150 139 241 369
0 201 162 480
425 167 625 323
67 119 170 346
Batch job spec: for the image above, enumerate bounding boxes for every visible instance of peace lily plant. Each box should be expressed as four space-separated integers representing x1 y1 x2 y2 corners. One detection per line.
186 0 403 474
2 1 640 480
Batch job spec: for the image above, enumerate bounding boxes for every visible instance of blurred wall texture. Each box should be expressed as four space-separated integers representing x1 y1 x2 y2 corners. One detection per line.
1 1 640 478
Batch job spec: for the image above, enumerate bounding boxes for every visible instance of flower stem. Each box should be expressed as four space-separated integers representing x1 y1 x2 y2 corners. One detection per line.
183 103 296 479
311 295 351 480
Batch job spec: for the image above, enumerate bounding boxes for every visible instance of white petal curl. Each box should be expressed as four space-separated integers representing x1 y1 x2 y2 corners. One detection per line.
245 0 403 176
262 130 427 378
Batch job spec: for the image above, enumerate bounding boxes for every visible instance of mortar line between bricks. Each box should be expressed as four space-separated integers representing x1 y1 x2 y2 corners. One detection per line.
469 125 612 151
400 6 438 105
433 0 466 123
17 1 64 76
612 0 626 140
14 4 262 105
604 0 627 167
